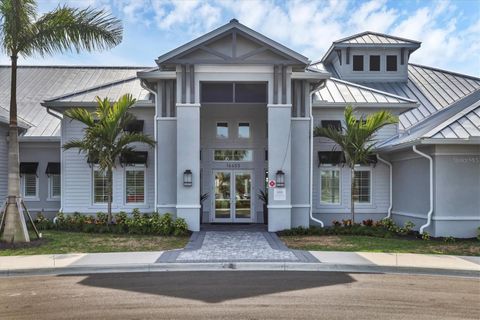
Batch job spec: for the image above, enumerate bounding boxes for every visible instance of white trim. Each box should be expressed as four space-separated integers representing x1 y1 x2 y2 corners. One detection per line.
292 204 311 208
21 174 39 200
392 211 480 222
156 204 176 208
176 204 201 209
319 167 342 206
267 104 292 108
291 117 310 121
216 121 229 139
267 205 292 209
353 167 372 205
176 103 201 108
124 165 147 206
156 117 177 121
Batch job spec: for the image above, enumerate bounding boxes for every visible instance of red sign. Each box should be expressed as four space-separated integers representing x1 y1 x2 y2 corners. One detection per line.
268 180 276 188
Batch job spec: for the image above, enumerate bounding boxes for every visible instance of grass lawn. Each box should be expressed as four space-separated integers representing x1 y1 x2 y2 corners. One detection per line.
0 230 189 256
280 235 480 256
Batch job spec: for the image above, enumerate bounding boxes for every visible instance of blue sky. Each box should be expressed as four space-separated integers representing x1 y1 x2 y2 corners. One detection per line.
3 0 479 76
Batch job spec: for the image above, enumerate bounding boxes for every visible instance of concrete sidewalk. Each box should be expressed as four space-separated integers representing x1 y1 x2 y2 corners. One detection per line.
0 250 478 277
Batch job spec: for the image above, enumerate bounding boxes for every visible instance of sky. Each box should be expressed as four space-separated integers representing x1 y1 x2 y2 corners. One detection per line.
2 0 480 76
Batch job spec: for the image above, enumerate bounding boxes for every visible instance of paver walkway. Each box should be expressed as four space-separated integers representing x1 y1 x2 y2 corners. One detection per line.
157 231 318 263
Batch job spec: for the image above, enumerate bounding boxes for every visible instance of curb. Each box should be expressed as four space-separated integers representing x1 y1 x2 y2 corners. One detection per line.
1 262 479 278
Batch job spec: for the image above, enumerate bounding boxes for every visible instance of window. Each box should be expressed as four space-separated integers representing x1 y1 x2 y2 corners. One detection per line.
216 122 228 139
321 120 342 132
369 55 380 71
387 55 397 71
23 174 38 198
126 166 145 204
201 82 267 103
201 83 234 103
235 83 267 103
214 149 253 161
49 174 61 199
353 170 371 203
124 120 144 133
238 122 250 138
353 55 364 71
93 168 108 203
320 169 340 204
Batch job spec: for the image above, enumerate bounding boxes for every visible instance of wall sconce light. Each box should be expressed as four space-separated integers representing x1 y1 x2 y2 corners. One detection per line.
276 170 285 188
183 169 193 187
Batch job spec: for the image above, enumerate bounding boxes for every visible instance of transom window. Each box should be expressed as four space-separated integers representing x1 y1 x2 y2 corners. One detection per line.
216 122 228 139
238 122 250 139
93 168 108 204
353 55 364 71
321 120 342 132
214 149 253 162
387 55 397 71
49 174 61 199
126 165 145 204
22 174 38 199
353 170 371 203
201 82 267 103
369 55 380 71
320 169 340 204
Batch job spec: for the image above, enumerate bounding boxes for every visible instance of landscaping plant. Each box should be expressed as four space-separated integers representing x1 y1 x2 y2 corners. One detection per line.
0 0 122 243
314 106 397 223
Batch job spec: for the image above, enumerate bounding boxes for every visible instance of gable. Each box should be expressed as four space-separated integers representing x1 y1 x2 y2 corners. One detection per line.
156 20 310 67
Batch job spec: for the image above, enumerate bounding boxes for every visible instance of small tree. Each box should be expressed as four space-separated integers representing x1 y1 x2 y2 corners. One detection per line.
63 94 155 223
314 105 397 223
0 0 122 243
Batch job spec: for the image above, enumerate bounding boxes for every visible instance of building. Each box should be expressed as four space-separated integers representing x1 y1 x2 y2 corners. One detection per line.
1 20 479 237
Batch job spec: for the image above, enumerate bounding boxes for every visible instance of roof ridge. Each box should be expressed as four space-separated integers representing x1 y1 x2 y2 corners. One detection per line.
333 31 421 45
0 65 153 69
330 77 418 103
45 75 139 102
409 63 480 82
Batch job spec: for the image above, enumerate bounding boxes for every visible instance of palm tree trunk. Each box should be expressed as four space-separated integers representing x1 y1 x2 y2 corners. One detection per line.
1 55 30 243
107 168 112 224
351 167 355 224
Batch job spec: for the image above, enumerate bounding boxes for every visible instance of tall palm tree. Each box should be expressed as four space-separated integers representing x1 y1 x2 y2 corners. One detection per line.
63 94 155 223
0 0 122 243
314 105 397 223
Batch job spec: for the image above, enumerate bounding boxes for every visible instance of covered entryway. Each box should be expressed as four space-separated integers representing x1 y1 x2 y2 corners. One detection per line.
212 170 253 223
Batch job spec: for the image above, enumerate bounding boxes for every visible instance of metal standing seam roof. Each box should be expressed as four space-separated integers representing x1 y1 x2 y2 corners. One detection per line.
313 77 417 105
0 65 151 137
361 64 480 131
334 31 421 45
376 89 480 149
44 77 151 104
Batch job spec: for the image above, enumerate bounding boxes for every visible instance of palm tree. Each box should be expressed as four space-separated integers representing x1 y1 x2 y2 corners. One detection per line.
63 94 155 223
0 0 122 242
314 105 397 223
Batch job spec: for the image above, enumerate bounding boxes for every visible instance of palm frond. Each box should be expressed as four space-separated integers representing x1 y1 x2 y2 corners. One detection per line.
0 0 37 55
23 5 122 57
64 107 95 126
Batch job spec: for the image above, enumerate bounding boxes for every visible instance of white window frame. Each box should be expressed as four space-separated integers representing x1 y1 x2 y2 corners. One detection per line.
124 164 146 205
92 166 109 205
237 121 251 139
21 174 39 200
47 174 61 201
216 121 229 139
353 167 372 205
319 166 341 206
213 149 254 162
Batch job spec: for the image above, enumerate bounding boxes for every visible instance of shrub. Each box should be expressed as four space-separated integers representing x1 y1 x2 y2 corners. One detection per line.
96 212 108 225
159 213 174 235
34 213 52 230
422 232 431 241
332 220 342 227
342 219 353 227
115 211 128 225
477 227 480 241
362 219 374 227
173 218 189 236
443 236 455 244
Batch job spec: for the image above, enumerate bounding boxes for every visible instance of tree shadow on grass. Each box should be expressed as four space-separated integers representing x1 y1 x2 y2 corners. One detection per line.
74 271 356 303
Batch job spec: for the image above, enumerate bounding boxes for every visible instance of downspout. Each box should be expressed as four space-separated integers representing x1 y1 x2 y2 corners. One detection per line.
140 80 158 213
412 145 433 234
46 107 64 213
308 81 326 227
376 154 392 219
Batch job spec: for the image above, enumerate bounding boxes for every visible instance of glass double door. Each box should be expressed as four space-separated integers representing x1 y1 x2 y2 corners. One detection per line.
213 170 252 222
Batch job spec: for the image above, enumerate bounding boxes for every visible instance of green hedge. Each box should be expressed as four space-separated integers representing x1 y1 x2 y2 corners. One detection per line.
278 218 416 238
34 209 189 236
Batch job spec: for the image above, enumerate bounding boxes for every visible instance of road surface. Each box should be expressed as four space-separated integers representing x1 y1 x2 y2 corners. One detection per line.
1 271 479 319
